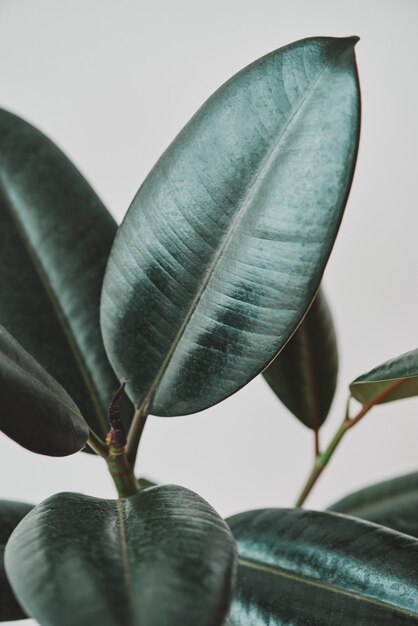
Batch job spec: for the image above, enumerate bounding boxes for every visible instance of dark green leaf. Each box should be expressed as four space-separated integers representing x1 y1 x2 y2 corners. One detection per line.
137 477 157 490
0 108 133 442
0 324 88 455
226 508 418 625
5 485 236 626
328 471 418 538
0 500 33 621
101 36 360 416
350 348 418 405
262 288 338 429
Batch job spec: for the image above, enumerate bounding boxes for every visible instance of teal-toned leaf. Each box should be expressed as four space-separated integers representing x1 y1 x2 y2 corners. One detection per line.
262 288 338 429
226 508 418 625
0 324 88 455
350 348 418 405
0 500 33 621
328 471 418 538
5 485 236 626
101 36 360 416
0 108 133 442
137 477 157 490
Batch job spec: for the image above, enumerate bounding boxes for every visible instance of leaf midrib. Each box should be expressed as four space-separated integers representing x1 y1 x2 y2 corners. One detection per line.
239 557 418 619
0 183 107 432
143 42 353 407
115 499 134 625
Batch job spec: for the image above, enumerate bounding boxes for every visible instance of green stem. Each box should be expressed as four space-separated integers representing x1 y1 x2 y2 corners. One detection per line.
295 420 349 508
106 450 139 498
87 430 109 458
295 379 407 508
126 400 149 466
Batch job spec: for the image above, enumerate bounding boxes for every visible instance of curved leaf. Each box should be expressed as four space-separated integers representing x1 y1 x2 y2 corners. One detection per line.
328 471 418 538
5 485 236 626
350 348 418 405
262 288 338 429
226 508 418 625
0 500 33 621
0 108 133 441
0 324 88 455
101 36 360 416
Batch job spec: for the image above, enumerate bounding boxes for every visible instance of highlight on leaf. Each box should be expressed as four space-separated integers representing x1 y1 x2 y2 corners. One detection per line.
101 36 360 418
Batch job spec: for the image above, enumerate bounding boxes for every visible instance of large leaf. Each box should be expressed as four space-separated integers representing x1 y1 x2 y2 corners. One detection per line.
350 348 418 405
262 288 338 429
0 500 33 621
5 485 236 626
0 108 133 441
101 36 360 416
226 508 418 625
0 324 88 455
328 471 418 538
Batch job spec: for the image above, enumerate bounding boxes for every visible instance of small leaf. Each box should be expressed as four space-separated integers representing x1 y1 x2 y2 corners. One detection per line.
328 471 418 538
0 324 88 455
226 508 418 625
350 348 418 405
101 36 360 416
262 288 338 429
5 485 236 626
0 500 33 621
0 108 133 442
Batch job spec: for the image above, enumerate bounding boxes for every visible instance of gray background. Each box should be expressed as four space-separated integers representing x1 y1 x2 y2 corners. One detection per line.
0 1 417 622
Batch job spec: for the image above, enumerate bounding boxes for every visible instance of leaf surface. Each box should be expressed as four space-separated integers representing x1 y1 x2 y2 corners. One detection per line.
328 471 418 538
262 288 338 429
0 108 132 440
226 508 418 625
0 324 88 455
350 348 418 405
5 485 236 626
0 500 33 621
101 36 360 416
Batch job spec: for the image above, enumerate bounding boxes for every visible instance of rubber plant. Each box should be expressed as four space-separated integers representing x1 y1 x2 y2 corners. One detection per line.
0 35 417 626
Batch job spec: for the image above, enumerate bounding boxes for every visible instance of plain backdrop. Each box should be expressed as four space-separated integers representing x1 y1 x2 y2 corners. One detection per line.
0 1 417 623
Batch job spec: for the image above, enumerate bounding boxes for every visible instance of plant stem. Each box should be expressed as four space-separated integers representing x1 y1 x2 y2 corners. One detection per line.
126 400 149 466
87 430 109 458
295 420 348 507
295 379 407 508
106 449 139 498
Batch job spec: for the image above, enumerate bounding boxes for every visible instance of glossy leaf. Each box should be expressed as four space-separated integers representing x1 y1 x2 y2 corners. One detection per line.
101 36 360 416
350 348 418 405
226 508 418 625
5 485 236 626
262 288 338 429
328 471 418 538
0 500 33 621
0 324 88 455
0 108 133 441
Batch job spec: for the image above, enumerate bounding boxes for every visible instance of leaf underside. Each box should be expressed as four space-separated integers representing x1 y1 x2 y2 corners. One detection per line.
5 485 237 626
226 508 418 625
262 287 338 429
350 348 418 405
0 500 33 622
328 471 418 538
0 108 132 442
101 36 360 416
0 324 88 456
